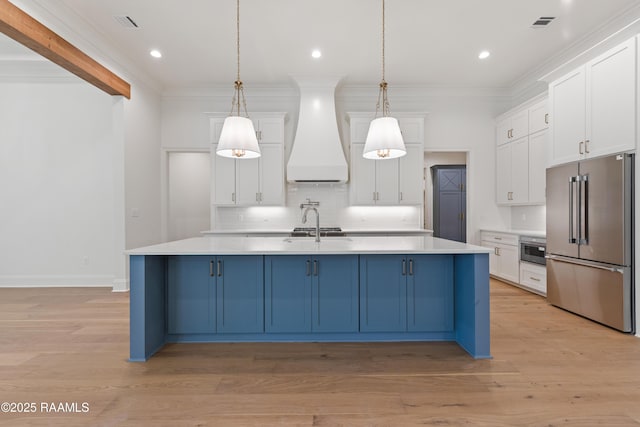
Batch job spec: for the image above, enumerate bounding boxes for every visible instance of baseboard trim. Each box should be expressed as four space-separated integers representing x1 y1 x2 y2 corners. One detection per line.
112 279 130 292
0 275 115 288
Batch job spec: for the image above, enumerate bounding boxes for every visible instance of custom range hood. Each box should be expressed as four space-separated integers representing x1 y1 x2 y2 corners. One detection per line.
286 77 348 183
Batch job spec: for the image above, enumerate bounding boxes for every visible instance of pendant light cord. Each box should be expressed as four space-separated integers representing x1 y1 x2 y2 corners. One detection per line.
381 0 385 83
229 0 250 118
236 0 240 85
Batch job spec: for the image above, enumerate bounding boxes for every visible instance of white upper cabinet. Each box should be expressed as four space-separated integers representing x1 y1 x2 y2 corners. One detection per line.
210 114 285 206
549 37 636 165
528 129 547 205
528 99 549 134
496 109 528 146
348 114 425 206
494 96 548 206
399 144 424 205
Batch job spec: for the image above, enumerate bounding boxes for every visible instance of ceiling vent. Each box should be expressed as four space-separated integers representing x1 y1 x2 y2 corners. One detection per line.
113 15 139 29
531 16 555 28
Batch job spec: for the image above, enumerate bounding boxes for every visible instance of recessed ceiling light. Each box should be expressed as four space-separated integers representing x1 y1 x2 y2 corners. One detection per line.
150 49 162 58
478 50 490 60
311 49 322 59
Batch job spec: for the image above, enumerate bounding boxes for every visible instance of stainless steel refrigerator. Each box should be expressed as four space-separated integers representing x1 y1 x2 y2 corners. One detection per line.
546 153 634 333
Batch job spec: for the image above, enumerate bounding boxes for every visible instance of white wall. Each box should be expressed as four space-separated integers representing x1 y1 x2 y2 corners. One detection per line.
0 79 122 287
124 81 162 250
510 206 546 232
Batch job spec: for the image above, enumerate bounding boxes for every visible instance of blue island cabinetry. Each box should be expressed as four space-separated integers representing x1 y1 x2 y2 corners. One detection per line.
360 254 453 333
167 255 264 335
265 255 359 333
129 244 489 362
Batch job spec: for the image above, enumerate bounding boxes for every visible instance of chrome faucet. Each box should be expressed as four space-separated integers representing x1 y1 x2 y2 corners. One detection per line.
300 199 320 242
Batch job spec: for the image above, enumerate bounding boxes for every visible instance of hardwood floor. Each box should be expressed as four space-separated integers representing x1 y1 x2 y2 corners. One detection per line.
1 280 640 426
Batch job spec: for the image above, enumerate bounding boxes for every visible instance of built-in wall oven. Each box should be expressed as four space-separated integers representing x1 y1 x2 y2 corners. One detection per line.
520 236 546 266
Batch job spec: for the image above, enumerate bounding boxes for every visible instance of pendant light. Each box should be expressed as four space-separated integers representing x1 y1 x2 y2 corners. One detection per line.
363 0 406 160
217 0 260 159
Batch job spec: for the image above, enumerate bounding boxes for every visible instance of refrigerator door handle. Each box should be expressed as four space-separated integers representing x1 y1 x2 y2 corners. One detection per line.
579 174 589 245
545 255 624 274
568 176 577 244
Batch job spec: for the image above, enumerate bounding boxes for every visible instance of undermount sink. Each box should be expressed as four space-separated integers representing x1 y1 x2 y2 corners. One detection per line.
282 237 352 243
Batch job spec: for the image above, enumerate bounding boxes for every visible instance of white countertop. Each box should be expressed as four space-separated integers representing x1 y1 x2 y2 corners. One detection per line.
480 228 546 238
127 235 489 256
202 229 433 235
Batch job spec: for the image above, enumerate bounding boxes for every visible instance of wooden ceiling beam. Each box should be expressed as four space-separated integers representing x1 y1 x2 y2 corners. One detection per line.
0 0 131 99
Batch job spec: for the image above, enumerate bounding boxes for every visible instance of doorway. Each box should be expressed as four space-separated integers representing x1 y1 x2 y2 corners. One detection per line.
424 151 468 242
431 165 466 242
167 152 211 241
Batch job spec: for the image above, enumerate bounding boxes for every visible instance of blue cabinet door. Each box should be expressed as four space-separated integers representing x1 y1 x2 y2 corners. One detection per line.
359 255 407 332
265 256 312 333
312 255 359 332
167 255 216 334
216 256 264 333
407 255 455 332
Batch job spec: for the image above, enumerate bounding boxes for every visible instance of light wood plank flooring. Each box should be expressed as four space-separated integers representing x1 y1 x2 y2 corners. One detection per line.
1 280 639 426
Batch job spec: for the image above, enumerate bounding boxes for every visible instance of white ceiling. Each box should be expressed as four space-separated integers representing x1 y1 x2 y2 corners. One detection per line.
5 0 640 91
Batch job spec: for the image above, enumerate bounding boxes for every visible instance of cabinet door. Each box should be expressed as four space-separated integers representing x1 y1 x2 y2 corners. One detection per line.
496 117 511 146
256 118 284 143
212 144 236 206
375 158 399 204
259 144 284 205
216 256 264 333
167 256 216 334
510 109 529 141
497 244 519 283
510 137 529 204
529 100 549 134
528 130 547 204
549 68 586 165
482 242 499 276
407 255 454 332
312 255 359 333
350 143 377 205
496 143 512 204
235 157 260 205
586 37 636 158
264 256 311 333
399 144 424 205
359 255 406 332
398 118 424 143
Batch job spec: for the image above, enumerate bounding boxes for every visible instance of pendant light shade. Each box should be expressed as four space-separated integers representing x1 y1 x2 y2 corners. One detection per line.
217 116 260 159
363 116 406 159
217 0 260 159
363 0 406 160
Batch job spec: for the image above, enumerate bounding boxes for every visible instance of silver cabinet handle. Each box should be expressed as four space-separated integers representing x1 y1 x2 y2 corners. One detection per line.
217 260 222 277
306 260 311 276
544 113 549 124
313 260 318 276
409 259 414 276
210 260 214 277
402 259 407 276
585 139 590 154
232 192 236 202
579 141 584 155
399 192 403 201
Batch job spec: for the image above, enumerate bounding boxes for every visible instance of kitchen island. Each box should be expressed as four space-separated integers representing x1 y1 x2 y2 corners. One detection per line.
128 236 490 361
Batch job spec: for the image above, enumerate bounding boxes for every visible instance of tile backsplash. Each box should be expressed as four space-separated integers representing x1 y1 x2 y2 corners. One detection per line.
212 183 422 230
510 205 546 231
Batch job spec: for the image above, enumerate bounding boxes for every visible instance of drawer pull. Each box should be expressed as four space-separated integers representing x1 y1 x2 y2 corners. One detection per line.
529 276 541 282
